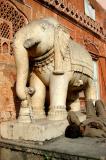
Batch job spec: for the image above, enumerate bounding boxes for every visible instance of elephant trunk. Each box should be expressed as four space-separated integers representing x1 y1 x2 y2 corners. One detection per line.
14 39 29 101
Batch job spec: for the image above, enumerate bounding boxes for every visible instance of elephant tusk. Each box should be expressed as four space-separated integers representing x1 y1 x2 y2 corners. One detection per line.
24 38 40 49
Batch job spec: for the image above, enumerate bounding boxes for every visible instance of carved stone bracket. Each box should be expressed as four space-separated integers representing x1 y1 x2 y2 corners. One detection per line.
36 0 106 41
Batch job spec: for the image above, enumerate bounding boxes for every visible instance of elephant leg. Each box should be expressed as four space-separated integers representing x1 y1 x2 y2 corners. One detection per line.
48 73 69 120
30 72 46 119
84 78 96 102
67 91 80 111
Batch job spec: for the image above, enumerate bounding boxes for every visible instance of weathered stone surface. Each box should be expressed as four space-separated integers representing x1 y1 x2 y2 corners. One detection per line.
0 137 106 160
0 67 16 122
0 119 68 141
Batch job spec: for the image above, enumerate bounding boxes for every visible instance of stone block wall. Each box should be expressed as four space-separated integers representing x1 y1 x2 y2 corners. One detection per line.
0 0 106 122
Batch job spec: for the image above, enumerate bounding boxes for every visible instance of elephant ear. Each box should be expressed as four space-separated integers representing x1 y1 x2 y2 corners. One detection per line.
55 25 70 58
53 25 70 73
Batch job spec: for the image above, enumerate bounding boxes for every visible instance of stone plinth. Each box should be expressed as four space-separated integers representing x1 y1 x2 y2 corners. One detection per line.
0 137 106 160
0 119 68 142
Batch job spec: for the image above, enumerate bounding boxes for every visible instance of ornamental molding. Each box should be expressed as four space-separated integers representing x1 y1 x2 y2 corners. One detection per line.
35 0 106 41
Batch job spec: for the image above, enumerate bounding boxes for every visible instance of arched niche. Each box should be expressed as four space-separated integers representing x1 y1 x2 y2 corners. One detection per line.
2 42 8 54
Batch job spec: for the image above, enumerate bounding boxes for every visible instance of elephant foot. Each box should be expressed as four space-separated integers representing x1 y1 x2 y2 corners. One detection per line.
48 106 67 120
31 109 46 120
18 107 32 123
18 115 31 123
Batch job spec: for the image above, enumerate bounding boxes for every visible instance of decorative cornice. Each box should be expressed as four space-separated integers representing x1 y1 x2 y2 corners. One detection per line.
35 0 106 42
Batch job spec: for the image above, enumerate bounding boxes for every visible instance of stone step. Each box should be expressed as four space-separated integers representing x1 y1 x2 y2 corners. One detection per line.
0 137 106 160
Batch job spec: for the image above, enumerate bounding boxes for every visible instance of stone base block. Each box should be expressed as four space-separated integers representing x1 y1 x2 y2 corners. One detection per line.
0 119 68 142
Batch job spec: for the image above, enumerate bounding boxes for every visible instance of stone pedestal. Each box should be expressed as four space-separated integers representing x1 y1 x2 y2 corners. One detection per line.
48 108 67 120
0 119 68 142
18 107 32 123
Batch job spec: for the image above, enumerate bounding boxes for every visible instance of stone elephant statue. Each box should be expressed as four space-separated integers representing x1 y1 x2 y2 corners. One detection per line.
14 17 94 121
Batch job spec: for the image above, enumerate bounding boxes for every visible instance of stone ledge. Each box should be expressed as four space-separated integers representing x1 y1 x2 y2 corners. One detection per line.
0 119 68 141
0 137 106 160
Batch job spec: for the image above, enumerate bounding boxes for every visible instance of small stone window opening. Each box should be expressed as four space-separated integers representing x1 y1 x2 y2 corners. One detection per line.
2 42 8 54
0 22 10 39
84 0 95 20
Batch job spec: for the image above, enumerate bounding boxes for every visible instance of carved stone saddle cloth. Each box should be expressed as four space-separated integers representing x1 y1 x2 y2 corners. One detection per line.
32 40 93 79
68 40 94 79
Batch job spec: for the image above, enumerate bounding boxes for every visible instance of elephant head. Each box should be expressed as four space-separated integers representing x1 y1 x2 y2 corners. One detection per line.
13 17 70 101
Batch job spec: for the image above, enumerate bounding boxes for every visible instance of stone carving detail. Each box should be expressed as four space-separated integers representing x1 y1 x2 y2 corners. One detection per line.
0 0 28 55
0 0 27 36
40 0 106 41
0 22 11 39
13 17 95 123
